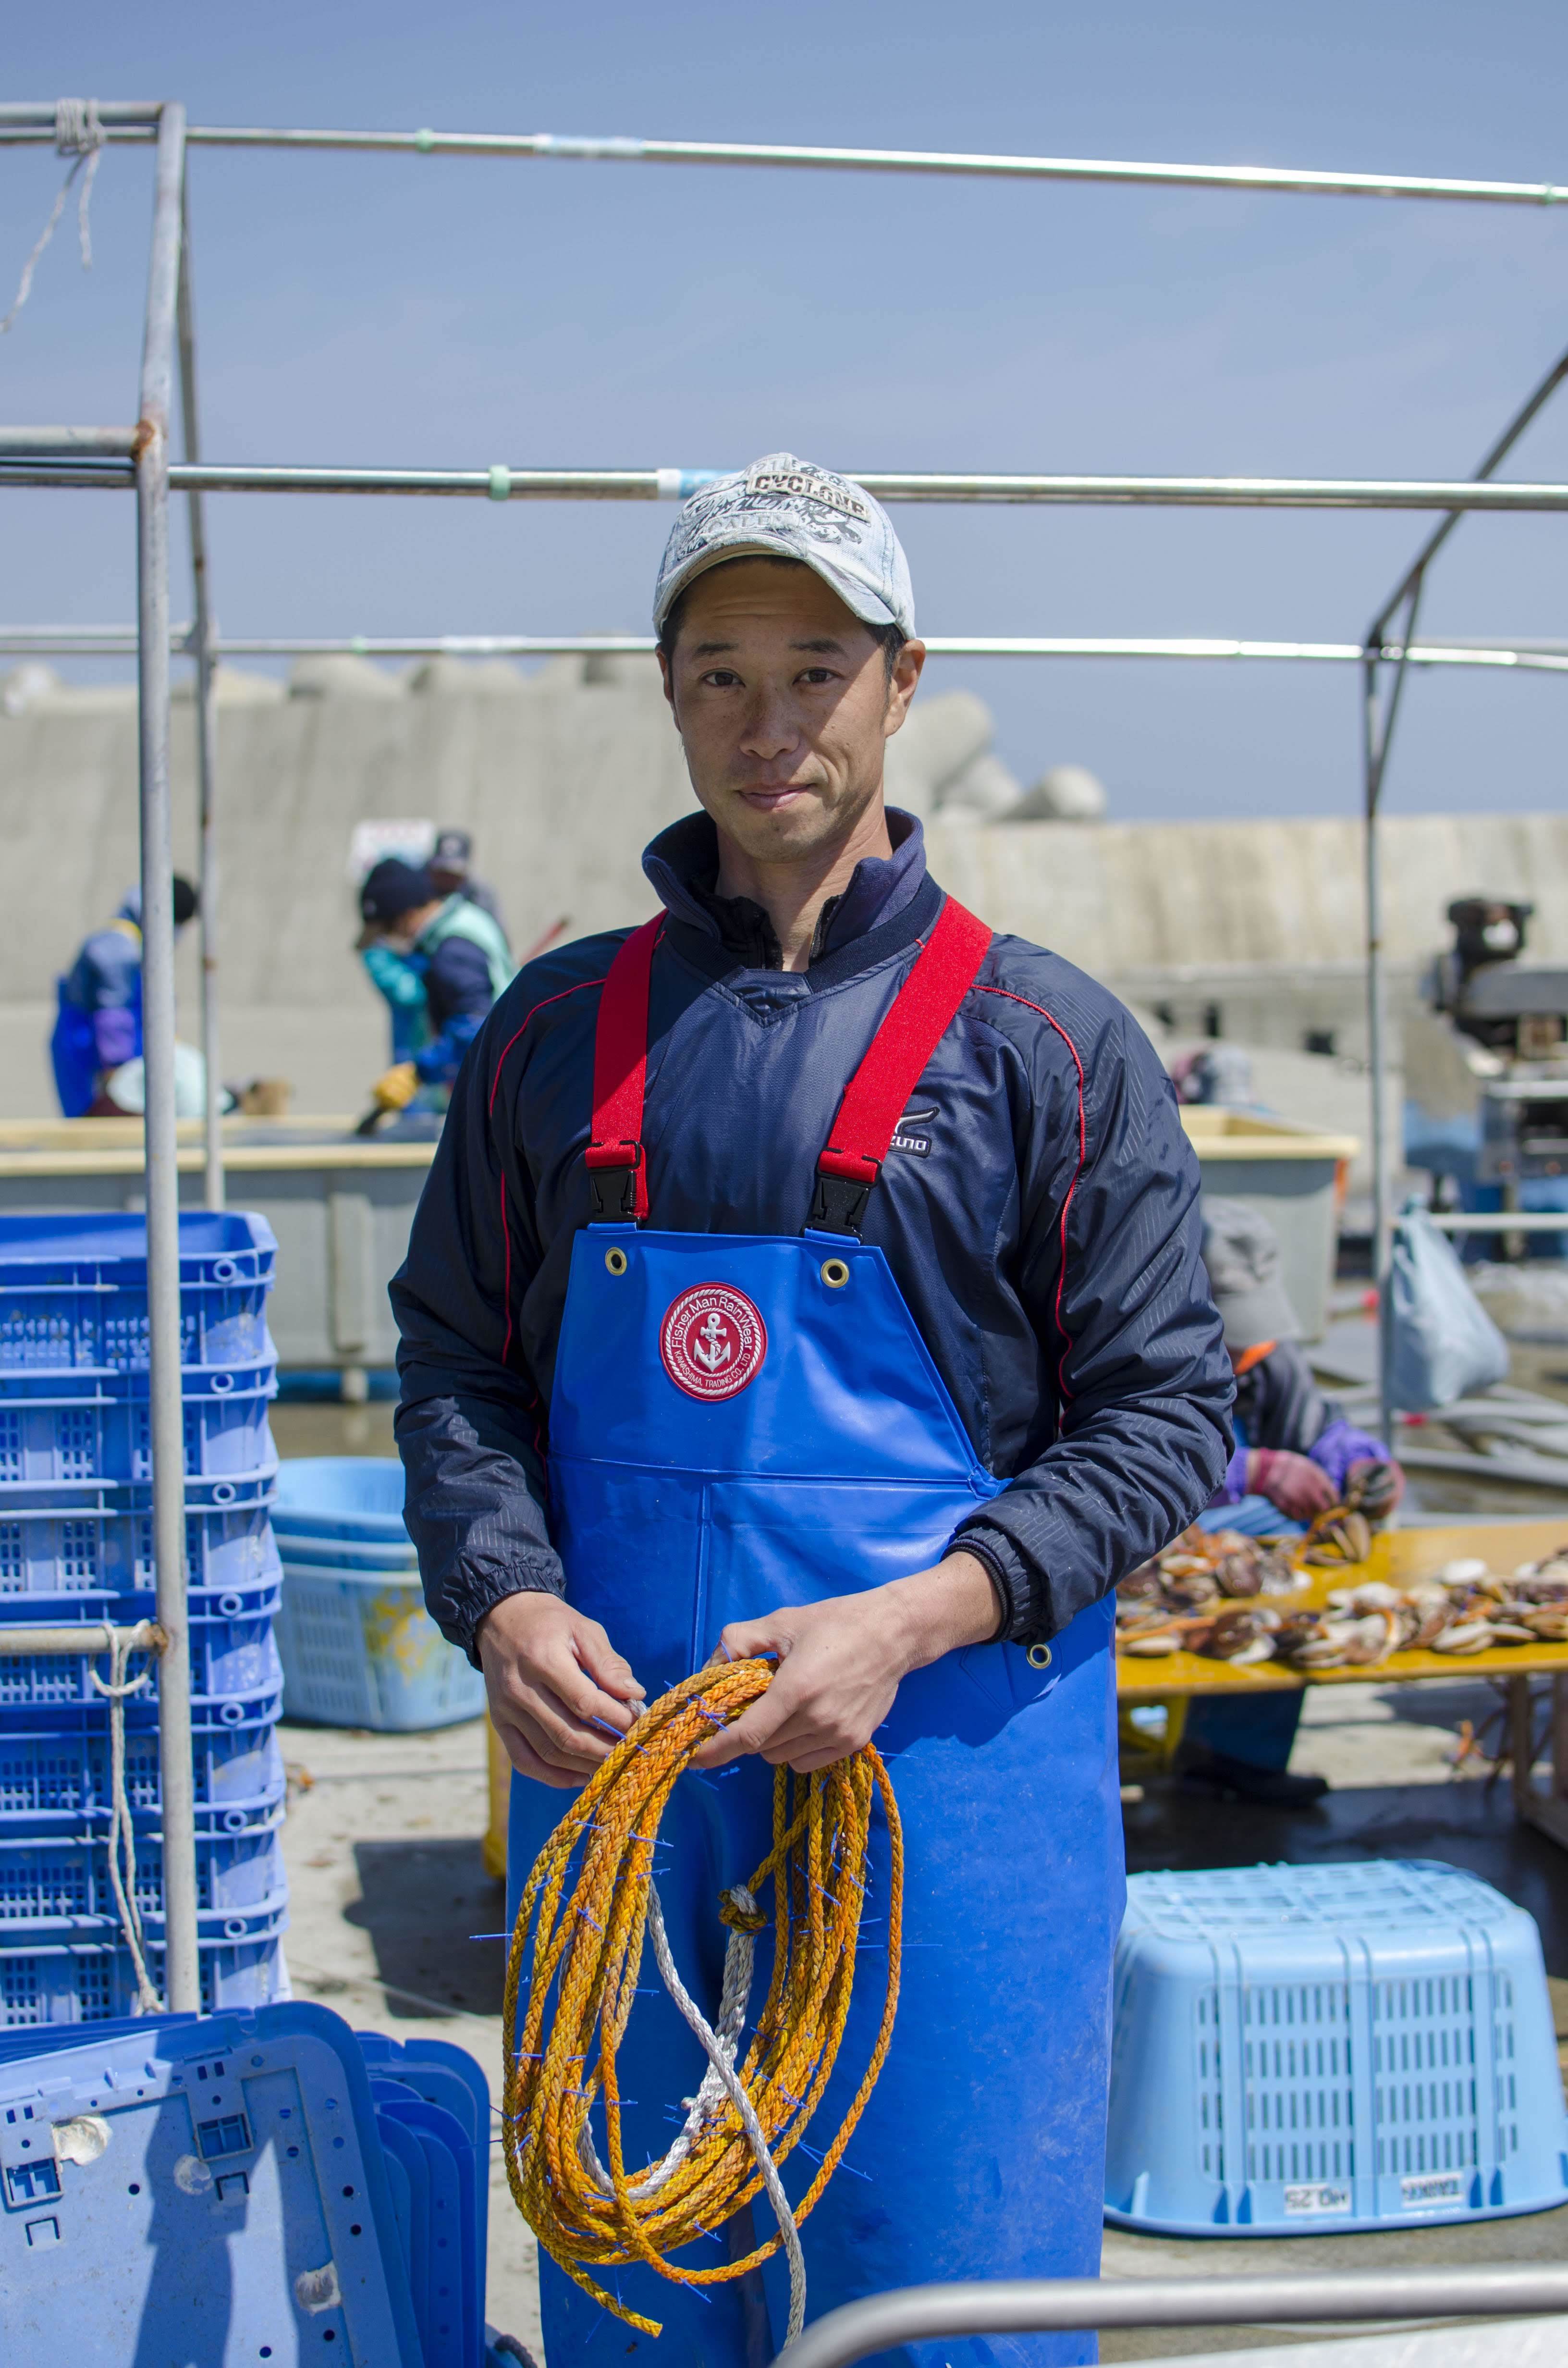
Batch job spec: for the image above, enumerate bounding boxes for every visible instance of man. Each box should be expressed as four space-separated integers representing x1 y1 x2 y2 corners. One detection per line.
356 857 514 1117
429 826 510 946
51 877 199 1117
392 453 1233 2368
1181 1199 1402 1809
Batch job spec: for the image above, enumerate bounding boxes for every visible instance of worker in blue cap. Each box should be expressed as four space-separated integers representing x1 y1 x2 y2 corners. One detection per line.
392 453 1234 2367
51 877 199 1117
356 857 514 1122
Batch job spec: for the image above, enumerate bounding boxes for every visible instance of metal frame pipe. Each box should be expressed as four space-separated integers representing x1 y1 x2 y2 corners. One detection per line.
768 2268 1568 2368
7 114 1568 208
4 1621 163 1657
176 186 224 1211
0 429 141 456
134 100 200 2018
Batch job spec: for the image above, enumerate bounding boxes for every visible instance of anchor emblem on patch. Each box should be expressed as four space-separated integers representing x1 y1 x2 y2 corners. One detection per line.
660 1283 768 1402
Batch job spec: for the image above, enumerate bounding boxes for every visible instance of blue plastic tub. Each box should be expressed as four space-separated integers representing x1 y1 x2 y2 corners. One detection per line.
273 1454 411 1545
0 1825 286 1925
279 1530 419 1572
0 1460 278 1596
0 1602 282 1710
0 1928 289 2023
277 1560 485 1731
0 2004 422 2365
1106 1859 1568 2235
361 2033 490 2368
0 1359 277 1483
0 1209 276 1372
0 1718 284 1831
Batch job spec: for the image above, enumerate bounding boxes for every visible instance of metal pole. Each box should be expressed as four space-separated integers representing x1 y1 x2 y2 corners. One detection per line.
769 2267 1568 2368
135 100 199 2017
177 186 224 1210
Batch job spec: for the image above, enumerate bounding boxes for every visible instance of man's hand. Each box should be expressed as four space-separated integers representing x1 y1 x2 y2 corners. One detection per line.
690 1551 1001 1776
1247 1447 1338 1523
478 1591 642 1789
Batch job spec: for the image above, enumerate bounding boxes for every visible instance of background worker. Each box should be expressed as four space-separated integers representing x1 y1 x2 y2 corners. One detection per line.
429 826 510 946
356 857 514 1119
51 877 199 1118
1180 1197 1404 1808
392 454 1233 2368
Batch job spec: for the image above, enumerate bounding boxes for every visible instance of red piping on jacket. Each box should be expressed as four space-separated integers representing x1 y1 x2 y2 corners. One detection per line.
974 983 1088 1405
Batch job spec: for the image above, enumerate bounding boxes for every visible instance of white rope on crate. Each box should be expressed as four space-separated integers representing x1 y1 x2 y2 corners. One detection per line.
1 98 106 336
89 1628 163 2016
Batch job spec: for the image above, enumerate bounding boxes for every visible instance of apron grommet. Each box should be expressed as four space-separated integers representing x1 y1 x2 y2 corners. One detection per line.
605 1246 629 1276
820 1257 851 1289
1026 1642 1053 1669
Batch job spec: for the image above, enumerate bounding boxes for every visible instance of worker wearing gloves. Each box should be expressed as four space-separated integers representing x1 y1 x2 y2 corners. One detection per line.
392 453 1234 2368
357 858 514 1118
51 878 199 1117
1180 1198 1403 1808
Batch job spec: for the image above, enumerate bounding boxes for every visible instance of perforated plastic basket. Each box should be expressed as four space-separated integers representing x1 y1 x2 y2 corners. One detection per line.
273 1453 411 1546
0 1209 276 1372
0 2003 421 2366
0 1596 281 1711
0 1717 284 1833
0 1460 278 1597
0 1359 277 1483
0 1927 289 2023
0 1827 286 1927
277 1561 485 1732
1106 1858 1568 2234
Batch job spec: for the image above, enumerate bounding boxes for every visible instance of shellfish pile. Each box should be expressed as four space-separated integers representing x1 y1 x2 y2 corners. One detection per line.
1116 1538 1568 1669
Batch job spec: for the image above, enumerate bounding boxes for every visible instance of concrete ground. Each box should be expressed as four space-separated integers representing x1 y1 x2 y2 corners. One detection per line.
276 1666 1568 2366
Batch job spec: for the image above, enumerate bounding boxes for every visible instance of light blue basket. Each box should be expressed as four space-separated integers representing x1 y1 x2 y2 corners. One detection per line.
273 1460 484 1730
0 1928 288 2023
1106 1859 1568 2235
0 1209 275 1371
0 1358 277 1483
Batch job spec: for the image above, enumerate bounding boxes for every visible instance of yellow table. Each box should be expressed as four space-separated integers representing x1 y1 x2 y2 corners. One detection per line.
1117 1520 1568 1849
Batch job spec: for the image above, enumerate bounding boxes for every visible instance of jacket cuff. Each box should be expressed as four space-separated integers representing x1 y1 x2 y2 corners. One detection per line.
950 1524 1038 1645
430 1553 565 1666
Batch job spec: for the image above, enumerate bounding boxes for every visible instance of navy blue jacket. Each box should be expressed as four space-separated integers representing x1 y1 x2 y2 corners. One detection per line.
392 811 1234 1655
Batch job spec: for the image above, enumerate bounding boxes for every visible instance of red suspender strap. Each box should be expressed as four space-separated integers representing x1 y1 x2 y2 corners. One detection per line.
810 895 993 1235
584 915 662 1220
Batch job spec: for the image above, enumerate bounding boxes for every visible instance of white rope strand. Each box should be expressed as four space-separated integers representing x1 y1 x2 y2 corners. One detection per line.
1 98 105 335
89 1628 163 2016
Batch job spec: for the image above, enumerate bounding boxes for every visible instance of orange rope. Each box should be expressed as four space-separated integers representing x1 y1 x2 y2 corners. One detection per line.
501 1658 903 2336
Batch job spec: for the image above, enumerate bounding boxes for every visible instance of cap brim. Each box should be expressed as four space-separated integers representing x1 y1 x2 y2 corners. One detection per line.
654 536 899 635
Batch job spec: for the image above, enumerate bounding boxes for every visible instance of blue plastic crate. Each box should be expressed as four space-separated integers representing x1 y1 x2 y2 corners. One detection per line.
280 1529 419 1572
0 1825 286 1927
0 1718 284 1832
361 2034 489 2368
277 1560 485 1731
0 1459 278 1597
273 1453 411 1546
0 1358 277 1482
1105 1858 1568 2235
0 1602 281 1711
0 2002 421 2364
0 1928 288 2023
0 1677 284 1756
0 1209 276 1372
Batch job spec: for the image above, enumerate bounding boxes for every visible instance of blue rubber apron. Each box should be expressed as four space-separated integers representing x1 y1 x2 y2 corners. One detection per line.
507 903 1123 2368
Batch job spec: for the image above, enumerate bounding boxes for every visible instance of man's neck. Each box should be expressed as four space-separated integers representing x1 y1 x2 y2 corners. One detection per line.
712 796 893 974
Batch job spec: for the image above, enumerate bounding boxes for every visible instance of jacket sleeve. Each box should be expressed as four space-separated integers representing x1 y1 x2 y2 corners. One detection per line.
953 1005 1234 1644
390 1025 565 1660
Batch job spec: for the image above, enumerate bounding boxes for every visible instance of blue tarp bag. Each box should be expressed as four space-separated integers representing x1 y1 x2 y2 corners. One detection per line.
1389 1200 1509 1410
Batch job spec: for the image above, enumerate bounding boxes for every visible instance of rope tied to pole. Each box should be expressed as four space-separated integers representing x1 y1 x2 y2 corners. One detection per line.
502 1657 903 2343
1 98 106 335
89 1627 163 2015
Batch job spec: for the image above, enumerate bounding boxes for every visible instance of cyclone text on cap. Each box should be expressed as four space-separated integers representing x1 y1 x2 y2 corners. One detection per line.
653 450 916 641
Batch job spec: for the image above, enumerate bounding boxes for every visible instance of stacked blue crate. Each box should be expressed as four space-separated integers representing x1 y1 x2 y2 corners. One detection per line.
0 1212 289 2023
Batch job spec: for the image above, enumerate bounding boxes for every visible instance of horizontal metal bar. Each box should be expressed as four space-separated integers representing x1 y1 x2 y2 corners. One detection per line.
105 124 1568 207
4 629 1568 677
771 2269 1568 2368
0 1620 163 1658
0 429 142 457
0 101 162 127
1430 1211 1568 1232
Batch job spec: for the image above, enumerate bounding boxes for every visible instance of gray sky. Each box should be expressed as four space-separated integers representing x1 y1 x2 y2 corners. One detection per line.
4 0 1568 820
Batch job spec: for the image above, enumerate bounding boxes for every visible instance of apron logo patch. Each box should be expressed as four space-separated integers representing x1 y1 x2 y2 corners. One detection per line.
660 1283 768 1402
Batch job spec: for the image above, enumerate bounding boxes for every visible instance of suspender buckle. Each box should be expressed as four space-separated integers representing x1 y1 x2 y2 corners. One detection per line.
808 1159 877 1237
585 1142 645 1222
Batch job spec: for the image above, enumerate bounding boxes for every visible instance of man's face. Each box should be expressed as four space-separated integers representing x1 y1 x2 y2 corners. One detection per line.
659 560 923 864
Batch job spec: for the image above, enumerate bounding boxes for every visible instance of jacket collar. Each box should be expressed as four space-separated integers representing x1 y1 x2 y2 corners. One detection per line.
642 806 928 971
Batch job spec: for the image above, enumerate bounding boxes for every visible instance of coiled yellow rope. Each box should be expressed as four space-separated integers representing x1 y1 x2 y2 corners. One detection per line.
501 1657 903 2339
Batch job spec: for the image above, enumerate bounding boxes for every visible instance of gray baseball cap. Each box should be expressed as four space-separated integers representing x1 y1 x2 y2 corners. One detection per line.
1200 1198 1302 1350
653 452 916 639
